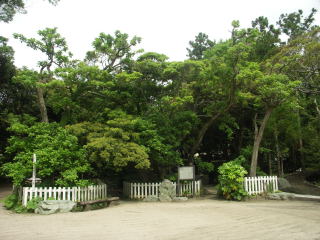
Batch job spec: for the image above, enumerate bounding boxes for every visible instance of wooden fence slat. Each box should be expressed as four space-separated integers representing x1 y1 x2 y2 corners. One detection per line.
244 176 278 195
123 180 201 199
22 184 108 206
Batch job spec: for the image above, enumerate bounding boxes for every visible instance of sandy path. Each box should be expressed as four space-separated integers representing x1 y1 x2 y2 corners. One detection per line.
0 198 320 240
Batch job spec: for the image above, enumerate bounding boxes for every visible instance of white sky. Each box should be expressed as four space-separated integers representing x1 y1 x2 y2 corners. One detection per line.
1 0 319 69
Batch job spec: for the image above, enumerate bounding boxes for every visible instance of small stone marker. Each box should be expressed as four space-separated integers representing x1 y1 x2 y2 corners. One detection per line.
159 179 176 202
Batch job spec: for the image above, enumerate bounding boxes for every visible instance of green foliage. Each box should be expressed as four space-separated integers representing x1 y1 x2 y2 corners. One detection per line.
0 0 59 22
218 160 248 201
1 11 320 185
67 110 152 172
194 157 214 174
2 115 90 186
3 193 27 213
3 193 18 210
26 197 42 212
187 32 215 60
13 27 72 71
277 8 318 41
85 30 142 72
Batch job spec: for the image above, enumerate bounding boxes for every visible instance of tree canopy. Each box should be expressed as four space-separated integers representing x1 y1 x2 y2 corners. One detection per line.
1 8 320 187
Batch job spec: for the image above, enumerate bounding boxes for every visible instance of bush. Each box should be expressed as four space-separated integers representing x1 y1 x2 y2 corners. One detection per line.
26 197 42 212
218 160 247 201
3 193 18 210
2 117 90 187
3 193 27 213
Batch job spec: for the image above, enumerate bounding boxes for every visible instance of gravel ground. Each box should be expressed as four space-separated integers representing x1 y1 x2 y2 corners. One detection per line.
0 197 320 240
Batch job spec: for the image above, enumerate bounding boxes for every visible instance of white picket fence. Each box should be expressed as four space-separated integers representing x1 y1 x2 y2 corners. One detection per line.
22 184 107 206
123 180 201 199
244 176 278 195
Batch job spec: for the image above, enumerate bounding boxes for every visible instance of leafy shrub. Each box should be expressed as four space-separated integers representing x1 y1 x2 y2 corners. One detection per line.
2 116 90 187
3 193 27 213
218 160 247 201
26 197 42 212
3 193 18 210
194 157 214 174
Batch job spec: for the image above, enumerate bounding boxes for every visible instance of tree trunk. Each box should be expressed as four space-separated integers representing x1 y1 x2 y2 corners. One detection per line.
189 103 233 162
36 87 49 123
314 98 320 118
297 110 305 170
249 108 273 177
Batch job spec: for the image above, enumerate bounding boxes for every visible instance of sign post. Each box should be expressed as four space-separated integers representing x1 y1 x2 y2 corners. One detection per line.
178 166 195 197
32 153 36 190
27 154 41 191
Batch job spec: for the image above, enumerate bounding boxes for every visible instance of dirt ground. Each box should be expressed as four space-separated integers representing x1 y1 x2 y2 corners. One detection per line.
1 178 320 240
0 195 320 240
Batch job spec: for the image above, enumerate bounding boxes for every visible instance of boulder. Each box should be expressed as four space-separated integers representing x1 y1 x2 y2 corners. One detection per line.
159 179 176 202
278 178 292 191
35 200 76 215
267 192 295 200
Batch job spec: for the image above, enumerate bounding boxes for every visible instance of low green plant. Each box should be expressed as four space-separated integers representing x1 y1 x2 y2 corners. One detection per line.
26 197 42 212
4 194 19 210
218 160 248 201
14 205 28 213
3 194 28 213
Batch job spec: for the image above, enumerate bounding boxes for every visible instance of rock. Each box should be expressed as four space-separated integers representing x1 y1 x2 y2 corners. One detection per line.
266 194 281 200
159 179 176 202
173 197 188 202
159 195 172 202
267 192 295 200
35 200 76 215
143 196 159 202
278 178 292 191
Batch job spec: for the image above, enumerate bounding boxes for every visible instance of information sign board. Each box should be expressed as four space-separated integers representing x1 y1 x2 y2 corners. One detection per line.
178 166 194 180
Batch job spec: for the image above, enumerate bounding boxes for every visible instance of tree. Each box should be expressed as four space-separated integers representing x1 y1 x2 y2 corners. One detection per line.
277 8 318 41
250 16 281 61
0 0 59 23
187 32 215 60
67 110 152 173
268 27 320 171
187 22 254 160
0 36 16 109
14 27 72 122
85 30 142 73
237 62 300 176
1 115 90 186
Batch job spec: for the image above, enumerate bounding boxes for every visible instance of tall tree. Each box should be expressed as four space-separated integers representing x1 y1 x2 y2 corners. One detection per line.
237 62 300 176
14 27 72 122
277 8 318 41
85 30 142 73
187 32 215 60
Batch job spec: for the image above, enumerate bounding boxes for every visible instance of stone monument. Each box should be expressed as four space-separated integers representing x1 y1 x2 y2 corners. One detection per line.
159 179 176 202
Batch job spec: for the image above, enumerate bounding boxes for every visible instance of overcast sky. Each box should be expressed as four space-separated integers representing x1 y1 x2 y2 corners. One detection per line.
1 0 319 69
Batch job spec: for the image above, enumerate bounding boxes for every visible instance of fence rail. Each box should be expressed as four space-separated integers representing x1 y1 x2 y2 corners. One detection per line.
22 184 107 206
123 180 201 199
244 176 278 195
